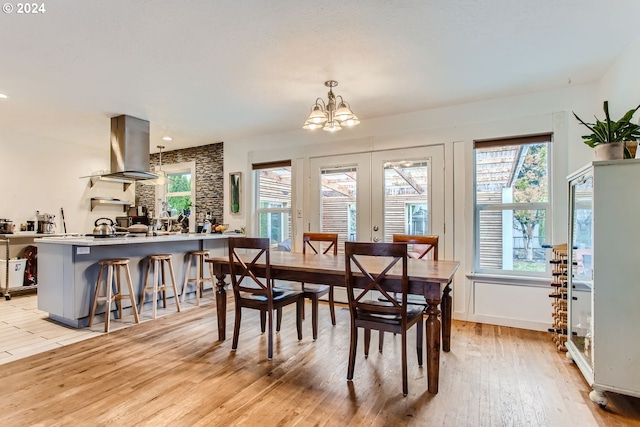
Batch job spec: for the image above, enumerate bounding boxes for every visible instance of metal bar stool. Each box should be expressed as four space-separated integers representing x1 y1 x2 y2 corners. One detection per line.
88 258 140 332
181 250 213 306
139 254 181 319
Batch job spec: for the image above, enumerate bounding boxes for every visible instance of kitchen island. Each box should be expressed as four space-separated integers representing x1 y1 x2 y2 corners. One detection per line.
36 233 238 328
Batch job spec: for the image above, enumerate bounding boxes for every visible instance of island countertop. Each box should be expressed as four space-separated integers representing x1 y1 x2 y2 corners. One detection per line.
36 232 238 328
35 232 241 247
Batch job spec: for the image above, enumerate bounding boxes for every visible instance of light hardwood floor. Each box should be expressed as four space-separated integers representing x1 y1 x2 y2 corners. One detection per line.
0 296 639 427
0 292 213 365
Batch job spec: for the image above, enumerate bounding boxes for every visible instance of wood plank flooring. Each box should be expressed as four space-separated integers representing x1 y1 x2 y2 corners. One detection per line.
0 297 639 427
0 292 211 365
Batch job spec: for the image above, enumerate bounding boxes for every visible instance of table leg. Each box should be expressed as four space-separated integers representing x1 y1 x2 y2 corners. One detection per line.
212 263 227 341
441 284 452 352
425 299 441 394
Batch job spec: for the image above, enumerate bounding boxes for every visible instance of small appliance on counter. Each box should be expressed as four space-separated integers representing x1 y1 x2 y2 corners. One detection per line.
0 219 14 234
37 213 56 234
116 215 149 228
115 216 132 228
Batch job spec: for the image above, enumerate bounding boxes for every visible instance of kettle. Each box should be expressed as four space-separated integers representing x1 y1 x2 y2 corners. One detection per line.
93 218 116 235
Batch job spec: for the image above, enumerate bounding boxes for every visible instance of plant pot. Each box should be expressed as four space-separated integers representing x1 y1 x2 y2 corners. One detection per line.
625 141 638 159
595 143 624 160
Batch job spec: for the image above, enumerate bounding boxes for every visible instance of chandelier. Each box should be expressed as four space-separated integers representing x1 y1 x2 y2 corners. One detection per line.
303 80 360 132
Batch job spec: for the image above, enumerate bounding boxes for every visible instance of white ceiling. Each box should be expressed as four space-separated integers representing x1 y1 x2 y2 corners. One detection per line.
2 0 640 153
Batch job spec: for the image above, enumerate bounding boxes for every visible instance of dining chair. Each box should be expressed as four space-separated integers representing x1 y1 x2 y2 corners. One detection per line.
276 232 338 340
227 237 304 360
378 234 438 352
345 241 423 397
301 232 338 339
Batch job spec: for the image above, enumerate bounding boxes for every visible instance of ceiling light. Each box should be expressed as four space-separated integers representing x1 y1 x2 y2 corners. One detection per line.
0 93 8 99
140 145 174 186
303 80 359 132
162 136 173 141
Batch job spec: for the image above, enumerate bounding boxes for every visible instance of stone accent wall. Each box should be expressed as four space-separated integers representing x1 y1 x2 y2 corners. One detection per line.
135 142 224 223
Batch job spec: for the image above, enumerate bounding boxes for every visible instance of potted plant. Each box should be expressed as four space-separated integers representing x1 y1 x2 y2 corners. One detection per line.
573 101 640 160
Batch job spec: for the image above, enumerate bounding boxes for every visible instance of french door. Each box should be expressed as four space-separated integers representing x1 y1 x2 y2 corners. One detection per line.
308 145 445 251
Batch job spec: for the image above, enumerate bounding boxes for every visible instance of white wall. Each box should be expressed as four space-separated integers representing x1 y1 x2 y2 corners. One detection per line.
597 37 640 118
0 132 129 234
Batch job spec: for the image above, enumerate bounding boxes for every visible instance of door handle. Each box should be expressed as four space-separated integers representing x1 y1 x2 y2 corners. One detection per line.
373 237 380 242
373 225 379 231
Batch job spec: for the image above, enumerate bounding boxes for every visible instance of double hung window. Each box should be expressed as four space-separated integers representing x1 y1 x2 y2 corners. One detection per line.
474 133 552 275
253 161 292 249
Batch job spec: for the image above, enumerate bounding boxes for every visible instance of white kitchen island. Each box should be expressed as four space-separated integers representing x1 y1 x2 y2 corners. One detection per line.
36 233 237 328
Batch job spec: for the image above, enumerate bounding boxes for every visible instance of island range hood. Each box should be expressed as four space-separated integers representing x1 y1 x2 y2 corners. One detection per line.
101 114 158 180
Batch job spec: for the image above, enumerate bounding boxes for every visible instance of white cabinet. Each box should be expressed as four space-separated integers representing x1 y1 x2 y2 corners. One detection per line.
566 159 640 406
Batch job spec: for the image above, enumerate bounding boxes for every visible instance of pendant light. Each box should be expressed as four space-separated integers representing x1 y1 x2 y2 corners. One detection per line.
140 145 173 186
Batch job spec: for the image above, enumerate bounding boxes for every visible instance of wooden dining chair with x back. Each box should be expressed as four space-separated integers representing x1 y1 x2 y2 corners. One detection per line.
345 241 423 397
378 234 439 352
275 232 338 340
301 232 338 339
227 237 304 360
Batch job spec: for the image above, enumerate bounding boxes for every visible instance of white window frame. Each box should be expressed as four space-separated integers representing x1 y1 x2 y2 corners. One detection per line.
473 137 552 277
155 161 196 233
253 164 292 247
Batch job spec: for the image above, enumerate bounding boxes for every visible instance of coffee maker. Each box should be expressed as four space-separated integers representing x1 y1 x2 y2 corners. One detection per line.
37 213 56 234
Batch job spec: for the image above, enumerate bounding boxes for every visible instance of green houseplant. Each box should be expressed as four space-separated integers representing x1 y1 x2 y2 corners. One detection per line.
573 101 640 160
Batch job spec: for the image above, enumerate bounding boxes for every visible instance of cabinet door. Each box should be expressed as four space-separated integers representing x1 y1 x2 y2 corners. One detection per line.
568 172 593 365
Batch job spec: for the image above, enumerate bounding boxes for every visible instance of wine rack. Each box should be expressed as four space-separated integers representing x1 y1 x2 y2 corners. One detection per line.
547 243 571 352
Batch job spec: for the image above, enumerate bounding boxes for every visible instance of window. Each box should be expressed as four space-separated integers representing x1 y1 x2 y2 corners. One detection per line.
406 203 428 235
155 161 196 232
253 161 292 249
474 133 551 275
166 172 192 216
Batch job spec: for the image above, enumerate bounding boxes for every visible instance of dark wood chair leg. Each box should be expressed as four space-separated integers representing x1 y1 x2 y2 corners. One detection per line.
416 317 423 367
442 285 452 352
364 328 371 358
329 287 336 326
347 321 357 381
296 298 303 341
402 330 408 397
311 295 319 340
378 330 384 353
267 307 273 360
260 310 266 333
276 308 282 332
232 303 242 350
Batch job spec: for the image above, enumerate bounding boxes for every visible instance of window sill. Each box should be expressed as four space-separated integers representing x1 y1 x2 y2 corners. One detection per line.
465 272 550 287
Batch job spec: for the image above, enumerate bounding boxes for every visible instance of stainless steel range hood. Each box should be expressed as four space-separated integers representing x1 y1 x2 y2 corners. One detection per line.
101 115 158 180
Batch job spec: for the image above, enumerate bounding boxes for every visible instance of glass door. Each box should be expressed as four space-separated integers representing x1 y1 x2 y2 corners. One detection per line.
568 171 594 364
309 153 371 254
371 146 445 243
309 146 444 248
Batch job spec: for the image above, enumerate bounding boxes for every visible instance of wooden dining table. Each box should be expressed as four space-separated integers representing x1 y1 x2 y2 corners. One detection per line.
206 251 459 394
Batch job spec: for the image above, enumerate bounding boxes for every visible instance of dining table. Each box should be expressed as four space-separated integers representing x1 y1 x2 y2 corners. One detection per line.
207 251 459 394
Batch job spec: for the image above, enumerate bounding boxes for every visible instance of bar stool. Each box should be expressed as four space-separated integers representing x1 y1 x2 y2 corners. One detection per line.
88 258 140 332
139 254 181 319
181 250 213 306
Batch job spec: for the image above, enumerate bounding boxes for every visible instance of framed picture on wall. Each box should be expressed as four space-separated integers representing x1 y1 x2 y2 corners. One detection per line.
230 172 242 214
